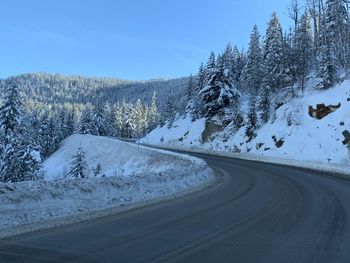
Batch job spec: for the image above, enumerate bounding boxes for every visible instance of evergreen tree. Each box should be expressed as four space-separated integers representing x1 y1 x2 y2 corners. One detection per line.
259 85 272 124
0 82 41 182
259 12 285 123
222 44 235 80
56 108 67 142
16 138 42 181
78 106 93 135
104 103 117 136
0 82 23 137
93 163 102 177
68 146 88 179
206 52 216 78
245 96 258 141
0 139 20 182
191 63 207 120
307 0 322 56
121 99 135 138
317 44 336 89
38 112 52 157
186 74 195 103
262 12 288 93
232 46 246 86
163 96 176 128
324 0 350 69
132 99 145 138
142 105 149 134
26 110 41 147
294 11 313 91
91 100 107 136
241 26 262 132
48 114 60 155
115 102 123 136
283 29 297 86
148 92 159 131
199 52 240 118
65 111 76 137
242 25 262 94
185 75 196 113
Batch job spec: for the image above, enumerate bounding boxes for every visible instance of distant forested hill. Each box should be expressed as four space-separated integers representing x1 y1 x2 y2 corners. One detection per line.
0 73 189 112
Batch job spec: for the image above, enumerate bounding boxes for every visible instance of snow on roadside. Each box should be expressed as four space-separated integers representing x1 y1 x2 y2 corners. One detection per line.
141 116 205 147
0 135 215 238
140 115 204 150
143 143 350 179
43 134 208 180
141 80 350 170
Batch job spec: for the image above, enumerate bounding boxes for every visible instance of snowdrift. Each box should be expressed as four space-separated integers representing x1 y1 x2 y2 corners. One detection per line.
0 135 214 238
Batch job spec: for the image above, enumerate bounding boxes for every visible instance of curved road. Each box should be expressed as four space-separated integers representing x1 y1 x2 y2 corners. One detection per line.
0 152 350 262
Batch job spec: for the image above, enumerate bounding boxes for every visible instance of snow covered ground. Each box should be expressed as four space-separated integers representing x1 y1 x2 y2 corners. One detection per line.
141 80 350 172
0 135 214 238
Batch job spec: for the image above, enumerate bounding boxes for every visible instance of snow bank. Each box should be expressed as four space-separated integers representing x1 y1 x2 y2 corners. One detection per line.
43 134 208 180
0 135 214 238
226 80 350 165
140 115 205 147
144 144 350 179
141 80 350 169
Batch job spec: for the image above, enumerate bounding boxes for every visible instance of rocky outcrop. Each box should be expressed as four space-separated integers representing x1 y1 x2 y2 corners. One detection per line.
342 130 350 145
308 103 341 120
201 120 230 143
272 136 284 148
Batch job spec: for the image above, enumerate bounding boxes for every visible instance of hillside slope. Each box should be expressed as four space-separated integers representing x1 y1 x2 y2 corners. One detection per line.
0 73 188 111
141 80 350 166
0 135 213 237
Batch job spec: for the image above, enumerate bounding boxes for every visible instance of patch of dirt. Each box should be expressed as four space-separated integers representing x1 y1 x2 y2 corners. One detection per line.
272 136 285 148
308 103 341 120
342 130 350 145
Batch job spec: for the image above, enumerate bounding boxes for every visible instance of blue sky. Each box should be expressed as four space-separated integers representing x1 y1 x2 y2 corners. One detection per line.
0 0 293 80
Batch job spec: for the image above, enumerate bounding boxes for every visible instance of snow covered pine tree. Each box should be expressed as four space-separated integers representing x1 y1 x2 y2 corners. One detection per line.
0 82 41 182
68 146 88 179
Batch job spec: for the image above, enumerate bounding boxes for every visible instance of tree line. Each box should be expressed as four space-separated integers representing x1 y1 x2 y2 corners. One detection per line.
182 0 350 142
1 0 349 182
0 73 188 116
0 82 159 183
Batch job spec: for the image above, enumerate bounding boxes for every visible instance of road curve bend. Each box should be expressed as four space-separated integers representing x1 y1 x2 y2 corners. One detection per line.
0 151 350 263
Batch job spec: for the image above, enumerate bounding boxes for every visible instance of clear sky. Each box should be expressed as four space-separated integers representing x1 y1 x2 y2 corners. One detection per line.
0 0 293 80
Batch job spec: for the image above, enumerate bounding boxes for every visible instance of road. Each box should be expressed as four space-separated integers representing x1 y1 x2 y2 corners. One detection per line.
0 151 350 262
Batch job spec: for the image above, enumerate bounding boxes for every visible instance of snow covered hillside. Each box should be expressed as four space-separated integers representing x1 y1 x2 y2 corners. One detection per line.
0 135 214 238
43 134 207 180
141 80 350 167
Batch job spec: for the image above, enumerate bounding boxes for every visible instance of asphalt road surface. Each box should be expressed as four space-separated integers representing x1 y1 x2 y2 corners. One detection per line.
0 151 350 263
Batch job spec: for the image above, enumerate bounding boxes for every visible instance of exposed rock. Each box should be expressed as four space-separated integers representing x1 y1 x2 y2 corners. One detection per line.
275 140 284 148
233 145 241 153
308 103 341 120
275 102 284 110
272 136 285 148
256 143 264 150
201 120 230 143
342 130 350 145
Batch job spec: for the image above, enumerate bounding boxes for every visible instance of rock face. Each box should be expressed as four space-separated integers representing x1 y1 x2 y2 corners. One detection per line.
308 103 341 119
201 120 230 143
272 136 284 148
342 130 350 145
